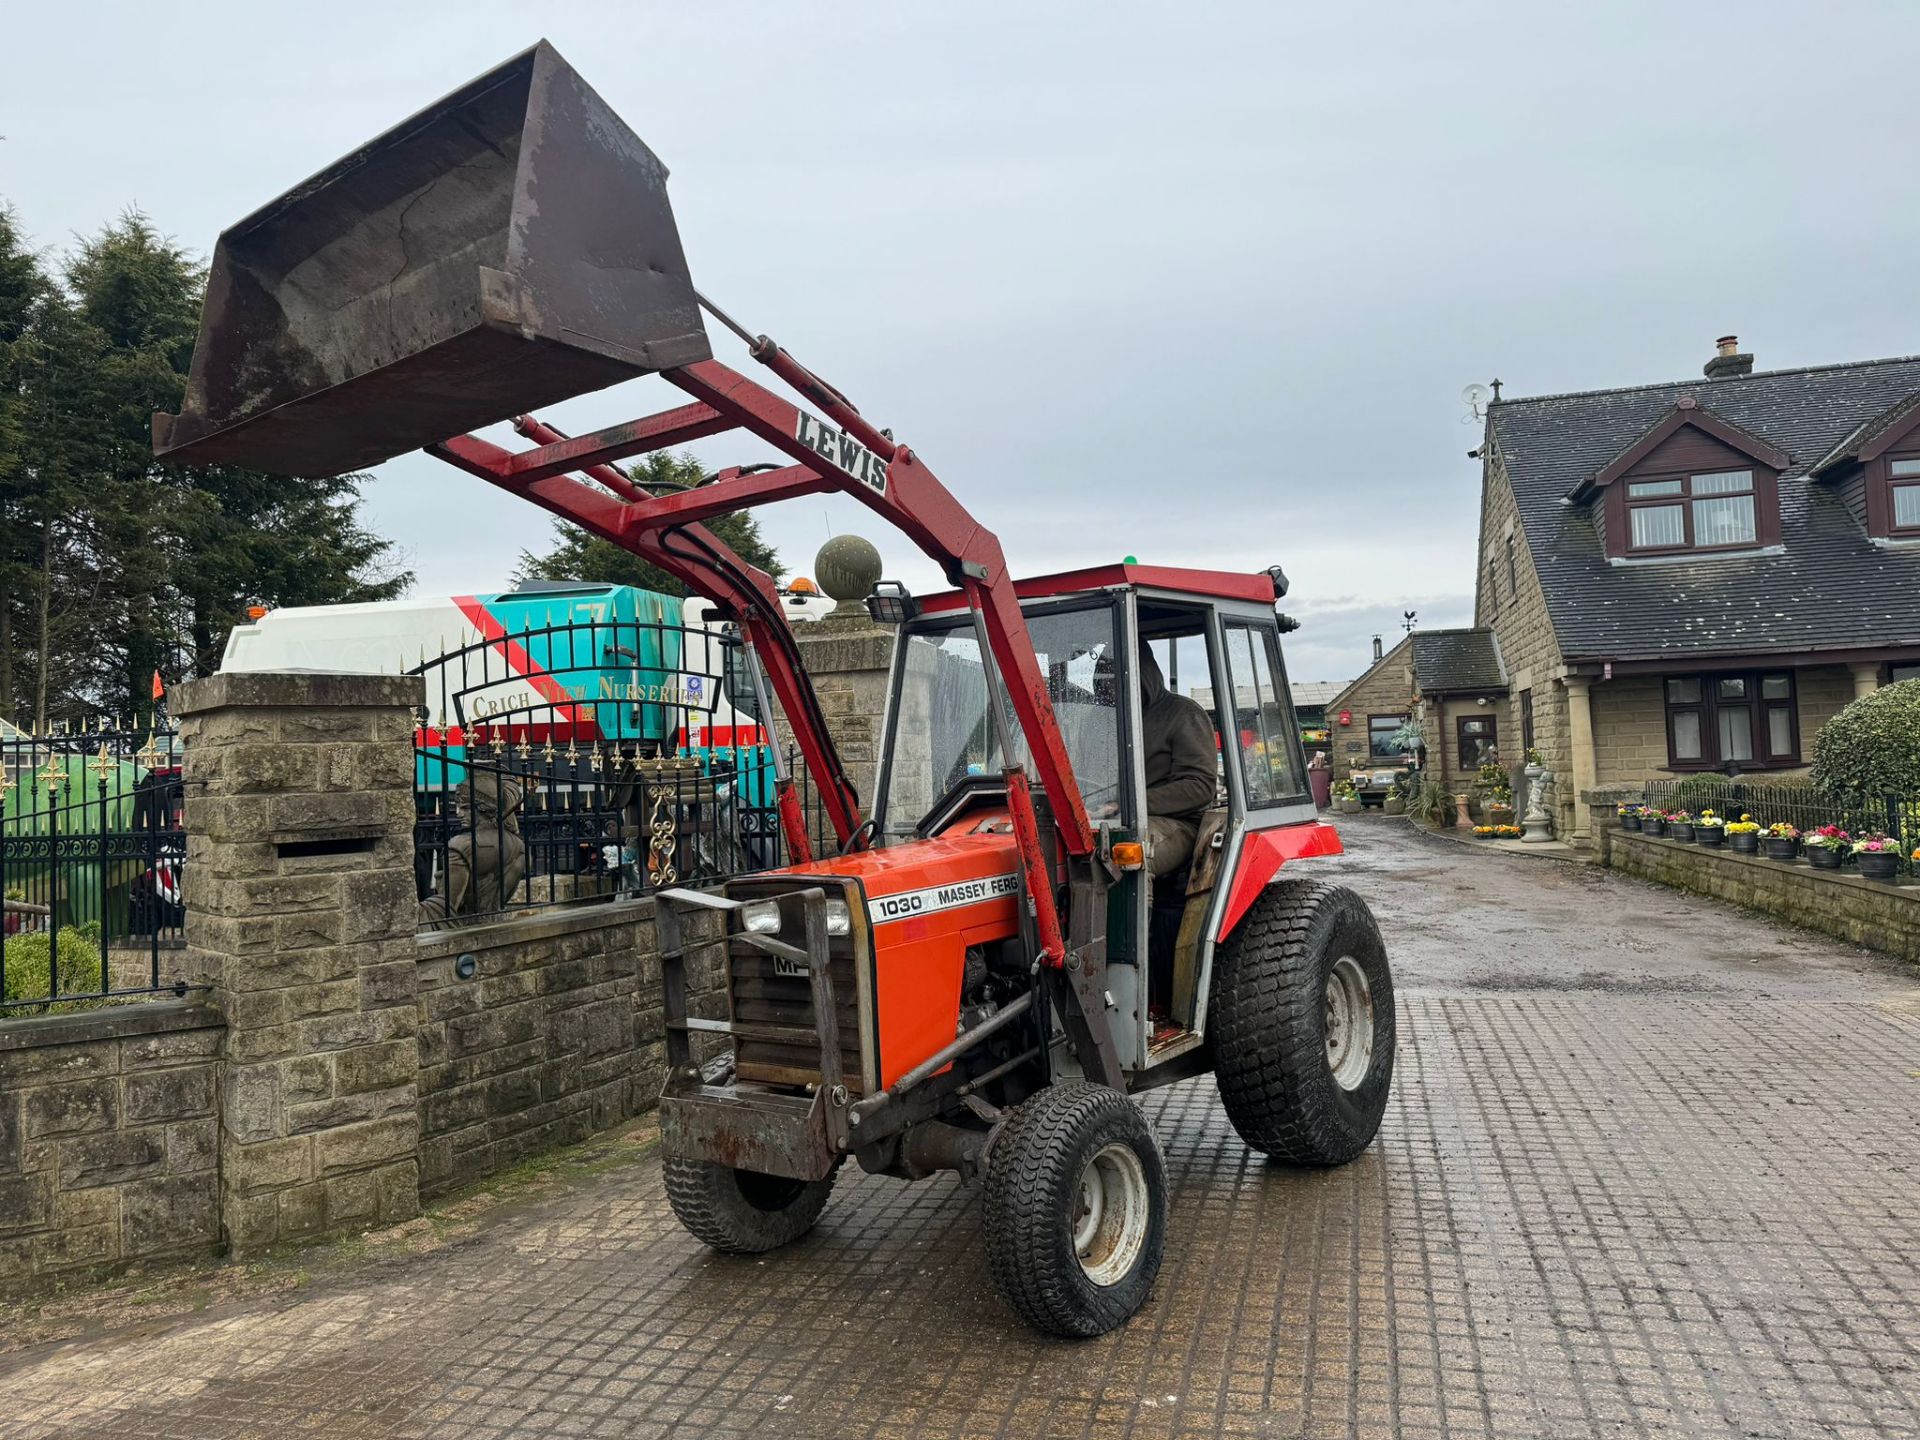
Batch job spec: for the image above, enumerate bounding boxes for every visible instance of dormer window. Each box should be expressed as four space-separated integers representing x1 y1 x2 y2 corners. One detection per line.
1626 469 1758 552
1573 400 1788 562
1891 457 1920 534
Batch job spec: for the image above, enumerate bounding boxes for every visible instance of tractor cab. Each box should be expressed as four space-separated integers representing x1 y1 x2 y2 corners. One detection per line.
870 564 1326 1073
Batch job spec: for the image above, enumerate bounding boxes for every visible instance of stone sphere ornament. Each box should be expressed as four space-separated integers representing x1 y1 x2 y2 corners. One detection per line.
814 534 883 603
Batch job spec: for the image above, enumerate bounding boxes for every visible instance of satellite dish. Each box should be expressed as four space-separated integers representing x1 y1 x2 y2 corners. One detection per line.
1461 382 1491 420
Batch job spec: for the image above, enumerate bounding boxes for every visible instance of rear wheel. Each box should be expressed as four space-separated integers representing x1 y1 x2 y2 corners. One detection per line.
981 1081 1167 1338
1210 880 1394 1164
663 1158 837 1254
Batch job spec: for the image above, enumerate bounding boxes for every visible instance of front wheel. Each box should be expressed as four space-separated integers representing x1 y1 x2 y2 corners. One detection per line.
1210 880 1395 1165
663 1157 837 1254
981 1081 1167 1338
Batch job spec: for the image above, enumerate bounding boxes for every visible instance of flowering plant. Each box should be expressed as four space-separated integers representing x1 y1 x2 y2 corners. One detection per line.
1725 818 1760 834
1764 822 1800 839
1332 778 1358 800
1851 833 1902 854
1696 810 1725 830
1524 747 1544 766
1803 825 1851 850
1492 824 1522 837
1617 804 1642 818
1471 825 1495 836
1665 810 1693 823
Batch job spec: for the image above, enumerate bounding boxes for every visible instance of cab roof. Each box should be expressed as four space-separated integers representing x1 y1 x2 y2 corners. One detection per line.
916 563 1280 615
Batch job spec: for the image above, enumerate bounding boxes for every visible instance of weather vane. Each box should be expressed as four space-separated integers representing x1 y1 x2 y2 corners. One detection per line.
1402 610 1418 634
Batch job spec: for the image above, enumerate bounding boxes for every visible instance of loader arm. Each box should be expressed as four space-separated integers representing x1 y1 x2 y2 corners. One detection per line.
425 343 1097 862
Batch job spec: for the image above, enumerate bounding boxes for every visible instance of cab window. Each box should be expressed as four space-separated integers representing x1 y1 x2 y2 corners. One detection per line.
1221 621 1306 805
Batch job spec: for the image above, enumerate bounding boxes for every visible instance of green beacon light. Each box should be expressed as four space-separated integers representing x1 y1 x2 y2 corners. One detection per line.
1122 555 1138 565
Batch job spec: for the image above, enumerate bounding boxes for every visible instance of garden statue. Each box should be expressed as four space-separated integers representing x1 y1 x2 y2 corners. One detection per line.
1521 766 1555 843
420 770 528 924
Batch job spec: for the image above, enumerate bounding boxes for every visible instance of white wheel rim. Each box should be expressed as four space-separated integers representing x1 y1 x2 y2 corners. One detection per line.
1072 1142 1150 1286
1324 954 1374 1092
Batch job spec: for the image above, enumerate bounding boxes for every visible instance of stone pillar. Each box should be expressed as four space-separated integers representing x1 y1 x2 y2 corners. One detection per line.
1563 675 1598 841
1849 662 1881 699
173 672 424 1256
782 610 896 843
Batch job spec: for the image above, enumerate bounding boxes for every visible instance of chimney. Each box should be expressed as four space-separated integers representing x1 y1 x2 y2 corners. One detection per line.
1371 634 1384 664
1703 334 1754 380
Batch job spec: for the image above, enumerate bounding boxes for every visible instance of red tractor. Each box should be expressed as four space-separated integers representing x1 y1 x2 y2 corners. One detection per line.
157 42 1395 1336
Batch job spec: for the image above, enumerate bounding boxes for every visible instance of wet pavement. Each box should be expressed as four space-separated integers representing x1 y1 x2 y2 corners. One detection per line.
5 815 1919 1439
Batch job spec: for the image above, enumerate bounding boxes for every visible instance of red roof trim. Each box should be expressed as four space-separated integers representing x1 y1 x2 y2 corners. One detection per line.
916 564 1278 615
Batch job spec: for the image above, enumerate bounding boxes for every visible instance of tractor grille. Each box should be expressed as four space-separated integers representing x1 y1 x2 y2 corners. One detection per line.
727 937 868 1094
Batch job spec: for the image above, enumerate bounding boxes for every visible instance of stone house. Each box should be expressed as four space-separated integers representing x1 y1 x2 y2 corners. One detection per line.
1456 339 1920 839
1324 630 1510 797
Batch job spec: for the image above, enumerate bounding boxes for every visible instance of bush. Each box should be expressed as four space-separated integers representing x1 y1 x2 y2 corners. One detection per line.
1670 773 1735 814
2 926 108 1014
1409 777 1456 828
1812 679 1920 799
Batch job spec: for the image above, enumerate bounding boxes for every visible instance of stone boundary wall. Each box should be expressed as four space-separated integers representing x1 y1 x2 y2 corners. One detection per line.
0 1003 223 1289
1607 831 1920 962
414 901 723 1198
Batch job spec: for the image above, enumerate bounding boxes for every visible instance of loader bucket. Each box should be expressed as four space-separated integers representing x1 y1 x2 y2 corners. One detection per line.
153 41 710 478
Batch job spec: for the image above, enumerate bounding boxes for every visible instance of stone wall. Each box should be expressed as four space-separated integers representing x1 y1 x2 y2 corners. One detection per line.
1477 447 1576 834
1607 830 1920 961
414 900 723 1198
0 1003 222 1289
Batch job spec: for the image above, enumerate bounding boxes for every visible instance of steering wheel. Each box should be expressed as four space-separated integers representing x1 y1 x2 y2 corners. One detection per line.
839 818 878 856
1078 778 1123 818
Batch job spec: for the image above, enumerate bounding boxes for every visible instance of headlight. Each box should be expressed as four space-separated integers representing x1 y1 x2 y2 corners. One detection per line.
739 895 853 936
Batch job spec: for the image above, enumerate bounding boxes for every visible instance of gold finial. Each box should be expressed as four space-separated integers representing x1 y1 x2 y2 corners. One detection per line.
587 745 603 774
514 737 533 761
136 731 163 771
89 744 116 782
36 754 67 791
540 739 556 763
488 728 506 757
0 767 15 802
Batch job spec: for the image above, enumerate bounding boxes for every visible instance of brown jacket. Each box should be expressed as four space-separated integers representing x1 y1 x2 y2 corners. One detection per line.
1139 649 1217 822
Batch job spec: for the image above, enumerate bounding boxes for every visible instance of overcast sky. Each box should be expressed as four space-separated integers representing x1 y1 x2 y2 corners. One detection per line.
6 2 1917 684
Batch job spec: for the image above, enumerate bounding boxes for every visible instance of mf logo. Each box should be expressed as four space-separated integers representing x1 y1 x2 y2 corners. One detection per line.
794 412 889 495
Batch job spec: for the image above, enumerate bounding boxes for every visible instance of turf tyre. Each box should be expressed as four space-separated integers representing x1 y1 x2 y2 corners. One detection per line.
981 1080 1167 1338
663 1158 837 1254
1210 880 1394 1165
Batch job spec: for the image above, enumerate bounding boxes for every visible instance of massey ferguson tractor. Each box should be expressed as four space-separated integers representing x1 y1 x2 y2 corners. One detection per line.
155 42 1395 1337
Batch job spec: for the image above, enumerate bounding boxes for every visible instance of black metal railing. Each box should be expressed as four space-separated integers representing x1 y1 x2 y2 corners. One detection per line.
2 718 191 1013
411 615 832 924
1639 778 1918 859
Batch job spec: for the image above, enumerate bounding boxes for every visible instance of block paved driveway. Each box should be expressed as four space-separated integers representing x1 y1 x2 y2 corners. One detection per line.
5 817 1919 1439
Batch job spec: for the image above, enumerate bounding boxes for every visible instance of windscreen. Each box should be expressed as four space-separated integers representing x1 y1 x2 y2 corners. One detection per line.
879 605 1123 838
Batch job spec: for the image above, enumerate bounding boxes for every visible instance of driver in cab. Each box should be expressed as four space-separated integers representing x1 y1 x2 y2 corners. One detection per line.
1136 648 1216 877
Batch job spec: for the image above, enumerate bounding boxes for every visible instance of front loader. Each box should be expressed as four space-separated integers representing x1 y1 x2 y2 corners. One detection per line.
157 41 1396 1337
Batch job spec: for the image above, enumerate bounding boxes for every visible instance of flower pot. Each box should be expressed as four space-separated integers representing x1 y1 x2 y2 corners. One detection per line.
1642 817 1666 836
1696 827 1725 847
1383 796 1405 816
1620 814 1642 831
1337 796 1361 814
1667 823 1694 842
1857 851 1901 882
1807 845 1843 871
1730 832 1759 855
1761 837 1798 862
